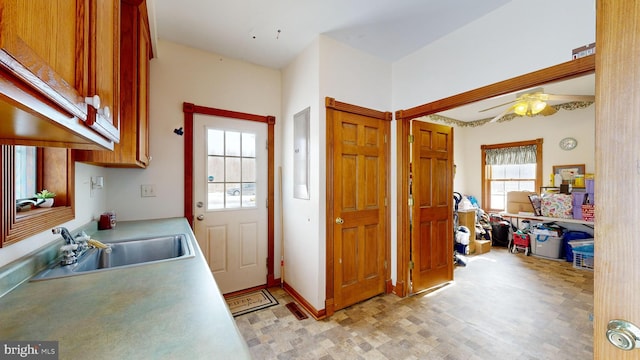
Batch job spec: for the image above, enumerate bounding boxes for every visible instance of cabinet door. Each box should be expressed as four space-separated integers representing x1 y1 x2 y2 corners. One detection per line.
86 0 120 142
137 8 151 166
0 0 119 150
73 0 150 167
0 0 87 118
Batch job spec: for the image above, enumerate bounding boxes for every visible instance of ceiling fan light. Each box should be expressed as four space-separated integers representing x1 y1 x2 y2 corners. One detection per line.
513 102 528 116
530 100 547 114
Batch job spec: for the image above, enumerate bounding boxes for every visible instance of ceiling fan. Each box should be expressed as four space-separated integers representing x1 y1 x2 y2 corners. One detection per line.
482 87 595 123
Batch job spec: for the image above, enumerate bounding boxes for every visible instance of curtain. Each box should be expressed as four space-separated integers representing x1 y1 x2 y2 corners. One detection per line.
485 144 537 165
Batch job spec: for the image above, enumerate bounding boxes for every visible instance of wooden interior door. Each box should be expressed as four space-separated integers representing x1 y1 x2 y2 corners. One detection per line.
594 1 640 358
410 120 453 294
328 99 390 312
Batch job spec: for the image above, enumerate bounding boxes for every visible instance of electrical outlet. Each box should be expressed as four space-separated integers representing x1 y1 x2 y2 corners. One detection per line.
141 184 156 197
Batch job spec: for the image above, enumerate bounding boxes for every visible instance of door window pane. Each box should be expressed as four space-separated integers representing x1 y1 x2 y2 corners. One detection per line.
242 133 256 157
207 130 224 156
207 129 257 210
225 131 241 156
242 158 256 182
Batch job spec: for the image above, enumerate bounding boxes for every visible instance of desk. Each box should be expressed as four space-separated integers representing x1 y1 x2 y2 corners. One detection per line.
500 212 594 227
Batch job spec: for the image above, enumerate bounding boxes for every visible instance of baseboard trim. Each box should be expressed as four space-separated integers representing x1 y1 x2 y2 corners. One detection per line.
282 281 326 320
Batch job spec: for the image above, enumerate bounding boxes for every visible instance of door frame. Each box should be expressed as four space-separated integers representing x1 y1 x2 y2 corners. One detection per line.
183 102 279 288
325 97 393 317
394 55 595 297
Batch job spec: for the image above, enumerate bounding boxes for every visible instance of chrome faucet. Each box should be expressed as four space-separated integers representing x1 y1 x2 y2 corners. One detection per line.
52 227 75 244
52 227 88 265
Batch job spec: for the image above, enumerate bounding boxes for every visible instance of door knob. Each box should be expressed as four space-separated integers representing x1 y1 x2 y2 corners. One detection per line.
196 214 204 221
196 201 204 208
335 217 344 224
607 319 640 351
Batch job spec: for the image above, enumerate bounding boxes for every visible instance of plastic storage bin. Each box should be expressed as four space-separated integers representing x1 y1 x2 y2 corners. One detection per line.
571 243 594 271
533 234 564 259
563 231 593 262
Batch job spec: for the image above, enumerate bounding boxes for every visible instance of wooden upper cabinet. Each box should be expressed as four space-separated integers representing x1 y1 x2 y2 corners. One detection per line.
86 0 121 142
0 0 120 150
75 0 152 167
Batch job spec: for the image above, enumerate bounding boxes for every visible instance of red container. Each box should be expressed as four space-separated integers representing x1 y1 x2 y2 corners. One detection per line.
513 232 530 247
582 204 595 222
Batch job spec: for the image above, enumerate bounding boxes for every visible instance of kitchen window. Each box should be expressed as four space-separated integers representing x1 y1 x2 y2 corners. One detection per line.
1 145 74 247
15 146 37 201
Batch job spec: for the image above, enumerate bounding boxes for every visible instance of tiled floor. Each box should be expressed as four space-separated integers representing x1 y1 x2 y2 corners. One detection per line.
235 248 594 359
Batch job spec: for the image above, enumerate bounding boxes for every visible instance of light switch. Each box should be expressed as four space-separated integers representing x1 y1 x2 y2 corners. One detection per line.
141 184 156 197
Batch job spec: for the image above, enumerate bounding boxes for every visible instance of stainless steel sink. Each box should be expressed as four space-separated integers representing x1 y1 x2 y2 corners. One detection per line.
31 234 194 281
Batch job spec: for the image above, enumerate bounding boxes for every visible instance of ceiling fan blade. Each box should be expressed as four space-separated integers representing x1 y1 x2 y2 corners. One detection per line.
544 94 595 102
479 99 516 112
489 105 515 123
539 105 558 116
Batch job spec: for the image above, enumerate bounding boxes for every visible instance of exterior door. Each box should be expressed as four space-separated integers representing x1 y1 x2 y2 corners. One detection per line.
329 102 389 311
410 120 454 294
193 114 268 294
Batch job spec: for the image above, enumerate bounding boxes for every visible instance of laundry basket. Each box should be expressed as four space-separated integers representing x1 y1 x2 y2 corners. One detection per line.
571 243 594 271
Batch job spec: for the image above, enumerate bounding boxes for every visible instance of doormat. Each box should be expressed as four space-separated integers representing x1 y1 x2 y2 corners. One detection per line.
226 289 278 317
285 302 308 320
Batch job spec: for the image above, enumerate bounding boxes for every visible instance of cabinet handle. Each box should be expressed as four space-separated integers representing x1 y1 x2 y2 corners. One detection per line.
85 95 101 110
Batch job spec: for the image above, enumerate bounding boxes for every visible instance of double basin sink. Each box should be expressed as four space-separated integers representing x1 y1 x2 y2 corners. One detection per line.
31 234 195 281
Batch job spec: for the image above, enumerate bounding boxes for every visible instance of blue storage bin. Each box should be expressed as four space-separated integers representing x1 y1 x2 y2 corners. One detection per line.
563 230 593 262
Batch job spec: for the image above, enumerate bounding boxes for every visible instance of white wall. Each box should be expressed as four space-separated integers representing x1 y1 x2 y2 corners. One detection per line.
0 163 107 267
392 0 596 111
281 39 322 309
318 36 393 302
108 39 283 274
106 41 282 227
280 36 392 310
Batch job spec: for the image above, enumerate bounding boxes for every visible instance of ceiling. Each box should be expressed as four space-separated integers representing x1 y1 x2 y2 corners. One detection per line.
436 73 596 123
152 0 595 121
153 0 510 69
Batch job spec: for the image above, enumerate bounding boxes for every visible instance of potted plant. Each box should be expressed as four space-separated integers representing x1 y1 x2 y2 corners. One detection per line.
35 189 56 208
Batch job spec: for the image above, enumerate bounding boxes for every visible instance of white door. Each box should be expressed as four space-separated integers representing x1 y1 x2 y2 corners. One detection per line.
193 114 268 294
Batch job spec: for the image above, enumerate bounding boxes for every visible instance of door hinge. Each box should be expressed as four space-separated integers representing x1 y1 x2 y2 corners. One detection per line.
384 197 387 207
384 260 387 269
409 260 414 270
384 134 387 144
408 197 414 207
408 134 414 143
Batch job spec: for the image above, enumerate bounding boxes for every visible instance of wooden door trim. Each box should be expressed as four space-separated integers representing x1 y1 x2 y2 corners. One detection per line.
182 102 278 288
394 55 595 297
325 97 392 317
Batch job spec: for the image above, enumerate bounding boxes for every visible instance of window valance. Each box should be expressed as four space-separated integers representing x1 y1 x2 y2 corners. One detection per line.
485 145 537 165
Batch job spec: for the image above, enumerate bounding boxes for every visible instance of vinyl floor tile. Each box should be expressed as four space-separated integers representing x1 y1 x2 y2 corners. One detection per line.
235 248 593 359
